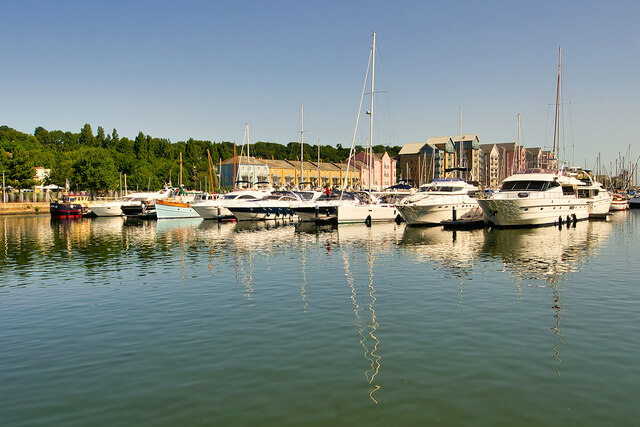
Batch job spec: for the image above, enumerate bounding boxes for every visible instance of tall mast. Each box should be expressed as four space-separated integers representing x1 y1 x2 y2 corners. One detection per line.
246 123 251 185
317 138 321 187
206 149 215 192
179 152 183 188
300 103 304 188
516 113 521 172
552 47 562 165
369 32 376 192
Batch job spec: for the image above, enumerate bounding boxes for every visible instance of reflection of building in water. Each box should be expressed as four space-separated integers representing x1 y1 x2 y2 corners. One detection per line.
482 220 613 375
340 231 383 404
399 226 485 278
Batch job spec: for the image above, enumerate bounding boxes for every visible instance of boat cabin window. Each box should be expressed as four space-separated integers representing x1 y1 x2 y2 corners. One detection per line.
501 180 549 191
562 185 576 195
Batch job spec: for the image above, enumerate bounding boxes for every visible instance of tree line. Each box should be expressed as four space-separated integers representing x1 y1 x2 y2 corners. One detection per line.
0 124 402 193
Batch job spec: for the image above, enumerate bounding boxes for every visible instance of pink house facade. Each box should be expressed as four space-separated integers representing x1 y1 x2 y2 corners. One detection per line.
348 151 396 190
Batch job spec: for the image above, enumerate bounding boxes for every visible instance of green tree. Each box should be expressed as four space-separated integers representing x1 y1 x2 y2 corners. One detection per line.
111 129 120 144
79 123 94 147
134 131 149 159
96 126 106 147
8 147 36 188
72 147 118 192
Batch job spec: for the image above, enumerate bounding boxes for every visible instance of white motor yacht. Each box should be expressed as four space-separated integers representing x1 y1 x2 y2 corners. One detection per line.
292 191 362 223
191 189 271 220
478 169 590 227
569 168 612 216
336 191 400 224
397 179 480 226
91 188 173 217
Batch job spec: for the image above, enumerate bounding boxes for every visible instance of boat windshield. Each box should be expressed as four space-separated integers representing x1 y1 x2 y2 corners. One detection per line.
295 191 316 201
317 192 358 201
501 180 551 191
428 186 464 192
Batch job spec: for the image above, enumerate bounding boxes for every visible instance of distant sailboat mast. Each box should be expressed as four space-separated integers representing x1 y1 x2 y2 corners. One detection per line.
368 32 376 192
300 103 304 188
552 47 562 167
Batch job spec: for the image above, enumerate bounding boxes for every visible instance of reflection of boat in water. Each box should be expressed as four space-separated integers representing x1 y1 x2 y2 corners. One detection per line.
336 222 404 249
399 226 485 276
88 216 125 236
155 218 204 234
481 219 612 280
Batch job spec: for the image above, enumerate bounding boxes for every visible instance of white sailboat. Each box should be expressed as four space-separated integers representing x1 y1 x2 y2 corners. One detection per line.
337 32 400 224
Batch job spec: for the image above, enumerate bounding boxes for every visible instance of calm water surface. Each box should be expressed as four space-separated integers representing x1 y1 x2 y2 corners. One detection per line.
1 213 639 426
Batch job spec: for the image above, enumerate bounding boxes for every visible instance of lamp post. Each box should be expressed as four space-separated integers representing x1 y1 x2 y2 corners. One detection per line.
2 170 5 203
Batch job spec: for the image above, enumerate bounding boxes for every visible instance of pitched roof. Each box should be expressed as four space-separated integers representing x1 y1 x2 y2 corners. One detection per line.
479 143 496 154
221 156 268 166
398 142 429 155
493 142 517 151
263 159 294 169
454 133 479 142
427 136 453 145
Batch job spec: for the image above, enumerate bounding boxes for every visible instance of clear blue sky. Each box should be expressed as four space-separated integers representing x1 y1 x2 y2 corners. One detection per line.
2 0 639 170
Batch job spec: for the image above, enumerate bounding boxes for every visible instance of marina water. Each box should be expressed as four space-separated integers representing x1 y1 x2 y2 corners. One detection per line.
1 213 639 425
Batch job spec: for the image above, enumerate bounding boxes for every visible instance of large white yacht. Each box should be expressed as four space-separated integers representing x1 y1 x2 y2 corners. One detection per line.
478 169 589 227
191 189 270 220
397 179 480 226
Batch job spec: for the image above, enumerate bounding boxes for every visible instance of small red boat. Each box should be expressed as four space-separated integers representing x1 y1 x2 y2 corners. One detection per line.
50 193 90 217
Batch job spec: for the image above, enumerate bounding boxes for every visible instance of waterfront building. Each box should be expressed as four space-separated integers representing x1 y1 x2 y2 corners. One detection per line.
453 134 481 180
397 137 455 186
479 144 499 188
219 156 270 187
347 151 395 190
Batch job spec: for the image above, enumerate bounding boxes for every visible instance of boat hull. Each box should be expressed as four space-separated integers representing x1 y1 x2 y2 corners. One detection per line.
228 206 296 221
50 202 87 217
337 204 399 224
90 203 125 217
479 198 589 227
588 194 612 216
398 201 478 226
610 200 629 211
155 201 200 219
191 205 234 220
